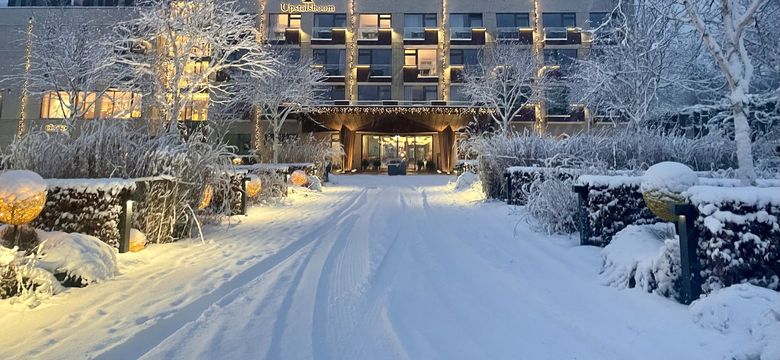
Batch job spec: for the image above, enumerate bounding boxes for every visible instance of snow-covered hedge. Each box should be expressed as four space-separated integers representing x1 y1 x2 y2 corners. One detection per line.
31 179 136 249
685 186 780 293
576 175 659 246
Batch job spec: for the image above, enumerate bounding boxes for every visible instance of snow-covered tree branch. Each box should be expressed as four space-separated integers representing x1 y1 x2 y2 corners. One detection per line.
460 42 543 134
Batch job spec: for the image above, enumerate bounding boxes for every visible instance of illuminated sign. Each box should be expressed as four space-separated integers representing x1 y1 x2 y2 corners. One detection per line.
280 0 336 13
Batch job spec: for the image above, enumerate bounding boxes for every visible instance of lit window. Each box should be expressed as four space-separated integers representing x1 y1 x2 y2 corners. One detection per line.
269 13 301 40
40 91 96 119
99 90 142 119
404 48 437 76
358 14 391 40
180 92 209 121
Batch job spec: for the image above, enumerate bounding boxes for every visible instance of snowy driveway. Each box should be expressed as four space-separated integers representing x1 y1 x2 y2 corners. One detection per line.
1 175 738 359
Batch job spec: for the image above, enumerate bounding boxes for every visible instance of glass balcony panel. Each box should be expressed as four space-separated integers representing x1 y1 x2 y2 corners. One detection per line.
404 27 426 40
358 27 380 40
544 27 568 40
312 27 333 40
496 27 520 40
450 27 473 40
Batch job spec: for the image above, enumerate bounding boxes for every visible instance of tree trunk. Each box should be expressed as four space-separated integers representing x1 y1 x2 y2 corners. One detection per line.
272 131 279 164
731 98 757 185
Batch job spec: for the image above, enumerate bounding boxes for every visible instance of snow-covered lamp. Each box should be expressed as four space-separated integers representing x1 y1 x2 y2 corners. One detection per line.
245 174 262 198
290 170 308 187
0 170 47 226
197 184 214 210
640 162 698 222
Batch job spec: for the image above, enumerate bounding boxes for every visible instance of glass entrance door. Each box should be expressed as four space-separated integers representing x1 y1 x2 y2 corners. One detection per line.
362 134 433 172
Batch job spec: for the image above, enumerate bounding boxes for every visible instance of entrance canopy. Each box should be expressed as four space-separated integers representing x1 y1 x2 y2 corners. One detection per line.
306 106 480 133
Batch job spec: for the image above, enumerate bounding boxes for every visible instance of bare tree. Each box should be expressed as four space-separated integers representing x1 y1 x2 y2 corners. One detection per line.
674 0 770 184
571 1 708 126
460 43 543 134
115 0 274 134
3 11 133 123
238 49 326 163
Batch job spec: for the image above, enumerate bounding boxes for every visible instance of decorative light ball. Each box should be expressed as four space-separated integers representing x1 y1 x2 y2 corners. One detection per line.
0 170 48 225
246 175 262 198
198 184 214 210
129 228 146 253
290 170 309 187
640 162 699 221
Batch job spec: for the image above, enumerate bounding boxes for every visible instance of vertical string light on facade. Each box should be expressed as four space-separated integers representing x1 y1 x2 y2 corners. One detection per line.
439 0 448 101
532 0 545 136
346 0 357 101
17 17 33 139
254 0 267 150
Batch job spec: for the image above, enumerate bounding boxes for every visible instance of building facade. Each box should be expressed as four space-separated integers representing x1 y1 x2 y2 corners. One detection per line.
0 0 616 172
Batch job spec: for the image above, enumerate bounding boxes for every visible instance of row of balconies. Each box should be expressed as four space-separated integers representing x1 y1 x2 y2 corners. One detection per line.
270 26 594 46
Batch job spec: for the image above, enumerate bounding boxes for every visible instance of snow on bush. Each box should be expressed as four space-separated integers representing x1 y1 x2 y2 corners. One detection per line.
577 175 658 246
690 284 780 360
685 185 780 293
459 126 778 199
254 134 344 178
31 179 135 249
601 223 681 299
508 166 581 205
307 175 322 192
36 230 118 285
640 162 699 194
0 240 64 306
524 177 579 234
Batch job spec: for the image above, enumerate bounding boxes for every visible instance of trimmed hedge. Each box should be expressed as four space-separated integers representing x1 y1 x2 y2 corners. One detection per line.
686 186 780 294
32 179 136 249
575 175 659 246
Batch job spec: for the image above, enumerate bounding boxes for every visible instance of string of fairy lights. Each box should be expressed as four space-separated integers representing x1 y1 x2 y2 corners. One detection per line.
17 17 33 139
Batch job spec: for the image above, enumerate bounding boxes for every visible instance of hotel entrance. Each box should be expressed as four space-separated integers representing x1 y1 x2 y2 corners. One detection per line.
361 134 434 172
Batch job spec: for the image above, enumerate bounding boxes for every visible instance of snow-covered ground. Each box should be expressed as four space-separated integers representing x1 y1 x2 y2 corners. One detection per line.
0 175 770 359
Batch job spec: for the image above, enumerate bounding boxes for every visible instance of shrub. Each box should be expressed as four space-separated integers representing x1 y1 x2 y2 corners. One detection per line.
524 177 579 234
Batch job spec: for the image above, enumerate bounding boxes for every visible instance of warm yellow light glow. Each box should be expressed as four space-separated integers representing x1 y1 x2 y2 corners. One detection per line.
99 91 142 119
290 170 308 187
18 17 33 139
246 175 262 197
198 184 214 210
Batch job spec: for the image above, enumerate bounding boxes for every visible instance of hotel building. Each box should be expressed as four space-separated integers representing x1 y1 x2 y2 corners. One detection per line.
0 0 616 172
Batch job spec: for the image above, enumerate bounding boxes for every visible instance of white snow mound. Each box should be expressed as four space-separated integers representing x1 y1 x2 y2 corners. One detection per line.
0 170 47 202
601 223 673 291
451 172 478 191
690 284 780 360
36 230 119 285
641 161 698 193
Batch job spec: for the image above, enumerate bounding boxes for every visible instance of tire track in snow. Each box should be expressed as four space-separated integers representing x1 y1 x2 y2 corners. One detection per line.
94 188 368 360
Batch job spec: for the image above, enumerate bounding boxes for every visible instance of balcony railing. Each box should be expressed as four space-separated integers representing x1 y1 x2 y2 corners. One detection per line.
544 27 569 41
450 27 474 40
268 27 288 41
316 64 346 76
358 27 380 40
404 27 426 40
417 66 438 77
368 64 392 77
311 27 334 40
496 27 520 40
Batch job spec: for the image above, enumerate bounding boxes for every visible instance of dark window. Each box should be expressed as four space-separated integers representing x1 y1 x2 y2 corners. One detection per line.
496 13 530 28
358 85 391 101
404 13 437 28
450 49 480 67
314 13 347 28
404 86 437 102
313 49 346 76
543 49 577 67
324 85 345 101
358 49 392 76
450 13 483 28
588 12 609 28
542 13 576 28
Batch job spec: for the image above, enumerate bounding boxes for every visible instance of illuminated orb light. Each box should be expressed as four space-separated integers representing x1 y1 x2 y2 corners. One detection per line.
129 228 146 253
640 162 698 222
198 184 214 210
0 170 48 225
246 175 262 198
290 170 309 187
